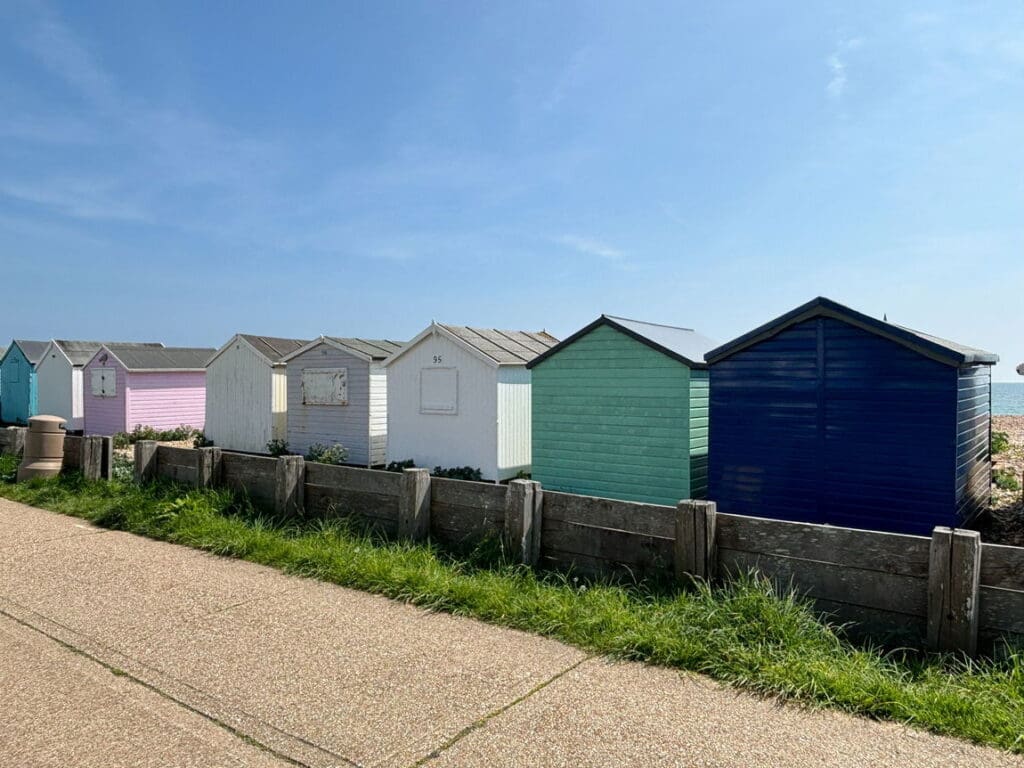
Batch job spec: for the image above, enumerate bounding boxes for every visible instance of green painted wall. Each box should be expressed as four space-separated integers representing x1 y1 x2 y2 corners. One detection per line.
531 323 707 505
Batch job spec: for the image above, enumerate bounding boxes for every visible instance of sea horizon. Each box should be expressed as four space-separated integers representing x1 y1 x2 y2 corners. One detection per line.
993 381 1024 416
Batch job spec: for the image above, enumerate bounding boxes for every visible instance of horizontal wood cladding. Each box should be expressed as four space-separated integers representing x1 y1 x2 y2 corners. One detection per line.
710 317 971 535
531 323 696 506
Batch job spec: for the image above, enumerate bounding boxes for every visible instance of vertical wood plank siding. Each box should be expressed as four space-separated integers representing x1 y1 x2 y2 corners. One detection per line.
710 317 975 535
531 323 696 505
286 344 373 466
0 346 37 425
205 341 274 453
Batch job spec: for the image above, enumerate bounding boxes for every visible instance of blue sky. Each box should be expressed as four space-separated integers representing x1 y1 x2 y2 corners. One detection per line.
1 1 1022 379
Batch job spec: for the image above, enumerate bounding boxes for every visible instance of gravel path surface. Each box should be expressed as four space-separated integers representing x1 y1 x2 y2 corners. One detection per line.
0 498 1019 768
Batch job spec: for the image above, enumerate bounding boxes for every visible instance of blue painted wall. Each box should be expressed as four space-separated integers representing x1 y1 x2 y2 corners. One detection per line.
0 345 38 426
709 317 987 536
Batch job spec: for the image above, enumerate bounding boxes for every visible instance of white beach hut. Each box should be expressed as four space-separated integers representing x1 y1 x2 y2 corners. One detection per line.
281 337 405 466
36 340 163 431
204 334 309 454
383 323 558 481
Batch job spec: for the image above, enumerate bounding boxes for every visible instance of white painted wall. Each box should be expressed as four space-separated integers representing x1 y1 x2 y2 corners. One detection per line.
496 365 533 478
205 339 274 453
271 366 288 442
368 364 389 466
386 331 499 479
36 347 75 428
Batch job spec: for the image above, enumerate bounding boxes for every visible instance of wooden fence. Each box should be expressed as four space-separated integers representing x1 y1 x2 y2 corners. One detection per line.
124 440 1024 656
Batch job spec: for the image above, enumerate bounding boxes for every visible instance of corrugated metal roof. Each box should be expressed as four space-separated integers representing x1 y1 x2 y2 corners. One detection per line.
105 344 216 371
238 335 310 363
705 297 998 367
324 338 405 361
438 325 558 364
604 316 718 366
527 316 717 369
14 340 49 365
53 340 164 367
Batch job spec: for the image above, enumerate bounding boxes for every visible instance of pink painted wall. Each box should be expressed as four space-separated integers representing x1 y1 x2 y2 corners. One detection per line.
83 357 128 436
125 371 206 432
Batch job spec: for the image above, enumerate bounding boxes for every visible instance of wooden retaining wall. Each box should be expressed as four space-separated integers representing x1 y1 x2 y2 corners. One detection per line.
116 441 1024 655
1 427 111 480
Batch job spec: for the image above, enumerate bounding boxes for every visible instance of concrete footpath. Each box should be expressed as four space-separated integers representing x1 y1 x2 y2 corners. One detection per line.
0 498 1019 768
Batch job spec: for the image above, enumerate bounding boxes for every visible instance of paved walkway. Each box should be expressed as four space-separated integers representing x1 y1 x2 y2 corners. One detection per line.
0 498 1019 768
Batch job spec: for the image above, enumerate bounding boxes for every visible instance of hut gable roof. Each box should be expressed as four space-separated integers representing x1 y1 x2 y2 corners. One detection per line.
10 340 49 366
50 340 164 368
282 336 405 363
705 297 998 367
91 344 216 372
385 322 558 368
207 334 311 367
527 315 718 369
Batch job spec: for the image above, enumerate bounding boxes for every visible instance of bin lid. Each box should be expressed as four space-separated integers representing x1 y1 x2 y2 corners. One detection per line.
28 415 67 433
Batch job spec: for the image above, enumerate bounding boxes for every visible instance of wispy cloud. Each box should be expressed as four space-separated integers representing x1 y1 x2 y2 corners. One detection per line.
556 234 626 262
826 37 864 100
20 5 116 108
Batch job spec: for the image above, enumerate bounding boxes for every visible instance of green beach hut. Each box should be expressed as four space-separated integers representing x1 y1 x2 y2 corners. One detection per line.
527 315 718 505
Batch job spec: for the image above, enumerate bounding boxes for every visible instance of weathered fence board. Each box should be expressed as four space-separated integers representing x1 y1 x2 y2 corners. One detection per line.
717 513 931 578
429 478 506 545
541 517 674 576
980 543 1024 590
220 452 277 506
979 586 1024 636
543 491 674 539
305 463 402 496
158 446 198 469
718 548 928 618
62 435 82 469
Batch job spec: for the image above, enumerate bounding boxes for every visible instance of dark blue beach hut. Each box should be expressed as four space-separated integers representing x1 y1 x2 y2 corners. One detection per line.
705 297 998 536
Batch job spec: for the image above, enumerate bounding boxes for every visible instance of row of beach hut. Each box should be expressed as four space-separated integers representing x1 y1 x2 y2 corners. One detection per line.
0 297 999 536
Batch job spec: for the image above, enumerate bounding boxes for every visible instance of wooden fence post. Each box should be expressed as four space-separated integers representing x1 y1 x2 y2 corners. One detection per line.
196 447 222 489
81 435 111 481
675 500 718 583
275 455 304 516
928 526 982 655
134 440 158 484
504 479 543 566
398 468 430 541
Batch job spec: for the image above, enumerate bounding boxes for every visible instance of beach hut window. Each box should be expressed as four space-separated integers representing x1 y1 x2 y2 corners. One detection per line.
90 369 116 397
420 368 457 414
302 368 348 406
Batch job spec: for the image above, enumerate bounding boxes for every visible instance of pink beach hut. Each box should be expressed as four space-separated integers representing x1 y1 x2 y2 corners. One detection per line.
82 344 215 436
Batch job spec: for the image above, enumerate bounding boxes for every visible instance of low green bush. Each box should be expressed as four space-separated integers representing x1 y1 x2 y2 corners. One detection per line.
994 469 1022 492
432 466 483 481
385 459 415 473
304 443 348 465
993 431 1011 455
113 425 203 448
266 438 291 457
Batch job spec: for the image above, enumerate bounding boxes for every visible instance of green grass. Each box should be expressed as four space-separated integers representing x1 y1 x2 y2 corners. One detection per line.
1 458 1023 753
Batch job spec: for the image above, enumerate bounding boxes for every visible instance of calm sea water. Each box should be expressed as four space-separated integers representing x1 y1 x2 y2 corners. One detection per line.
993 382 1024 416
